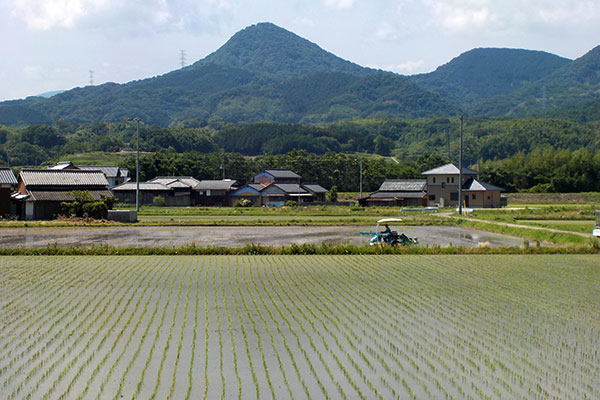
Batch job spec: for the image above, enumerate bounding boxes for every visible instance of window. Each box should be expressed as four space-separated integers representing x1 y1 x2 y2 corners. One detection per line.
428 194 436 201
472 193 476 200
451 177 455 183
446 177 450 183
487 195 491 200
432 177 436 183
450 192 458 201
441 182 446 188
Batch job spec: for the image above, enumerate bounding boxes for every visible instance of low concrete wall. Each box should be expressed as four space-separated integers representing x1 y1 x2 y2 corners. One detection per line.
107 210 137 223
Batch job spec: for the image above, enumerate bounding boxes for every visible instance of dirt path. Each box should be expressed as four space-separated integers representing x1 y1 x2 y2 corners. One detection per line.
456 217 593 238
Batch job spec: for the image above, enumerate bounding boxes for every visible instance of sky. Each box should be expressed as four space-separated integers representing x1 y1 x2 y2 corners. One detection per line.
1 0 599 101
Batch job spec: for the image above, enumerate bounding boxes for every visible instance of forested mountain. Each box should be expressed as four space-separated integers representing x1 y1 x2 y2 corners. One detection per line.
472 45 600 117
0 23 455 126
1 22 598 127
409 48 570 110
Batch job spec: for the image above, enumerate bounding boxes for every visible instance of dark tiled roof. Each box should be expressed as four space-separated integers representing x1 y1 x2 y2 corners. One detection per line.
462 178 504 192
378 179 426 192
0 168 18 185
262 169 301 179
195 180 240 191
272 184 307 194
302 184 328 194
78 165 120 178
20 169 109 187
422 163 478 175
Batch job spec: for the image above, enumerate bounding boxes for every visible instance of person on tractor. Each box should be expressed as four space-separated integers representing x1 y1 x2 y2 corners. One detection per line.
382 224 392 236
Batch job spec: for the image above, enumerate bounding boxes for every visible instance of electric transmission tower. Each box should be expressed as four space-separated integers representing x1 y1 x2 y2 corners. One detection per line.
89 70 94 86
180 50 186 68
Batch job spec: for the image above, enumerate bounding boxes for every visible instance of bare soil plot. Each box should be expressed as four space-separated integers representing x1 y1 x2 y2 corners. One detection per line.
1 255 598 399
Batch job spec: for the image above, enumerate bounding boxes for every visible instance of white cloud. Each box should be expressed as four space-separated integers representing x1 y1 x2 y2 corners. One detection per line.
368 60 426 74
323 0 355 10
4 0 234 32
420 0 600 34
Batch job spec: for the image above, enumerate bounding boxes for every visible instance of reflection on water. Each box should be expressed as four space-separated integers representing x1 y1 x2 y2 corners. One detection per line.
0 225 524 249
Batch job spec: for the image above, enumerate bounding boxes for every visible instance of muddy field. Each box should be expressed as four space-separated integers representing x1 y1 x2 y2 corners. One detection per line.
0 225 524 248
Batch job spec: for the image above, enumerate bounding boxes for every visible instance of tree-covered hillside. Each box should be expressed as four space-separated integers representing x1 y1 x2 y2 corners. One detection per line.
410 48 570 111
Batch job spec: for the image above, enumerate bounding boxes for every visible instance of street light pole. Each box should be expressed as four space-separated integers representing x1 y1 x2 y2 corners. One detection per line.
458 115 463 215
128 117 142 213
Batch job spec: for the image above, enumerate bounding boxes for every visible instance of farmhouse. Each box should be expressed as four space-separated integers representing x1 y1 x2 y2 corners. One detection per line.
112 176 201 206
232 169 328 206
363 179 427 207
49 161 130 188
422 163 504 208
194 179 240 206
0 167 18 217
12 169 112 220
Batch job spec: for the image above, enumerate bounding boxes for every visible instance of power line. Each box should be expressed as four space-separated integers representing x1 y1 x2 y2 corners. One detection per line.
180 50 186 68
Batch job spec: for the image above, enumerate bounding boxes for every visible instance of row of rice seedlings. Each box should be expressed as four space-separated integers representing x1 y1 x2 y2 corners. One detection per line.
3 257 133 399
259 256 339 399
317 255 471 398
202 259 210 400
92 257 172 400
148 257 194 399
184 257 207 400
221 257 243 399
300 255 434 399
229 256 261 399
131 257 183 400
277 255 384 400
0 257 101 368
53 257 158 400
74 257 167 400
244 256 311 399
238 261 276 399
213 258 227 399
168 257 200 400
0 256 64 329
112 257 180 400
34 257 141 400
245 257 294 399
270 256 365 399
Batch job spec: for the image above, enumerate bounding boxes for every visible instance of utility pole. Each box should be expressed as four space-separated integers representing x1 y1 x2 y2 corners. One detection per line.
359 159 363 201
220 152 225 180
180 50 186 68
458 116 463 215
128 117 142 212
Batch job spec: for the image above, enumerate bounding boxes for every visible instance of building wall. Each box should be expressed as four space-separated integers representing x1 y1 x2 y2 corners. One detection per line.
463 191 502 208
0 188 11 216
426 173 477 207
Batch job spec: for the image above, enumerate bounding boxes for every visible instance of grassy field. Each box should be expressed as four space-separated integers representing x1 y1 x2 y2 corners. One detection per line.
1 255 598 399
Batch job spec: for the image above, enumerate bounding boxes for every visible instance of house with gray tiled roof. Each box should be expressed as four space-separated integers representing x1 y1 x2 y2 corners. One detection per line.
422 163 503 208
12 169 112 219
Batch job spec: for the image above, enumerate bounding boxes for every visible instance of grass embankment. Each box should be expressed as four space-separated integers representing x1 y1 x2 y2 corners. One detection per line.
1 241 598 256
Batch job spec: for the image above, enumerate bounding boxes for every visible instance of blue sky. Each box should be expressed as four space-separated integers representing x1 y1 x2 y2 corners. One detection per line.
1 0 599 101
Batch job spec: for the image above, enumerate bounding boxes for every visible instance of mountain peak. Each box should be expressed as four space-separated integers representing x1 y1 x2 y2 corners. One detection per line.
196 22 368 78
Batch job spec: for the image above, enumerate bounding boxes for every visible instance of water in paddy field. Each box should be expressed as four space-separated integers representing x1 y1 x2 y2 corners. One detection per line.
0 225 524 248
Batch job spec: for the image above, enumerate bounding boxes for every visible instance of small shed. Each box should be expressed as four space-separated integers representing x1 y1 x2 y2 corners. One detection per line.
364 179 427 207
461 178 504 208
194 179 240 206
0 168 18 217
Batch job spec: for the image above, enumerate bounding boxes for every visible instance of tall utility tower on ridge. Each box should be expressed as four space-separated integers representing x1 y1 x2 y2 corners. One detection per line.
180 50 186 68
89 70 94 86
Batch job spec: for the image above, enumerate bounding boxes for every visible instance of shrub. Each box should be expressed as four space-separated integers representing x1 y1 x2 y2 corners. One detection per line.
285 200 297 207
326 185 338 202
152 195 166 207
234 198 253 207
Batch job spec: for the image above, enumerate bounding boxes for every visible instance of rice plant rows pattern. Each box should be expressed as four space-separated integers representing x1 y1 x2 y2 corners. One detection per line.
0 255 598 399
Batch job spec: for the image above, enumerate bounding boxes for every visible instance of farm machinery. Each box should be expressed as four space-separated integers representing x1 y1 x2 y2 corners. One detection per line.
361 218 418 246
